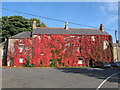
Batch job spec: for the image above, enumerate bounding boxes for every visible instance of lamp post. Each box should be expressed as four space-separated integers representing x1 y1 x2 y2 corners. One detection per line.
115 30 119 61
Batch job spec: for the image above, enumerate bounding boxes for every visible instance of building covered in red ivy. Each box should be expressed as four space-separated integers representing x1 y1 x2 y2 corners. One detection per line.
5 22 114 67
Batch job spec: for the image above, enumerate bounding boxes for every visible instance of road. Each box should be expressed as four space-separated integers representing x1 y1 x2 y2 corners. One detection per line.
2 67 120 89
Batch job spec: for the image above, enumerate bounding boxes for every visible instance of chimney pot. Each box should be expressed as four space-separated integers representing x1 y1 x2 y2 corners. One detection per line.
33 21 37 29
65 22 68 30
100 24 105 31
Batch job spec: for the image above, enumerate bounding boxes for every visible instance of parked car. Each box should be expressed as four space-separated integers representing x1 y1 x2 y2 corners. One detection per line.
94 61 111 68
94 61 103 68
102 62 111 68
110 61 120 68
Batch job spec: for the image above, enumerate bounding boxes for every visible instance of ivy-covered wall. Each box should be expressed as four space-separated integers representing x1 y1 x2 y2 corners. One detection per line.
7 34 114 67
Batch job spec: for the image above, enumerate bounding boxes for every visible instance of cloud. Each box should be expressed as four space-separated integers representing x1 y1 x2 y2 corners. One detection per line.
107 3 118 11
98 2 118 27
105 15 118 26
99 2 118 14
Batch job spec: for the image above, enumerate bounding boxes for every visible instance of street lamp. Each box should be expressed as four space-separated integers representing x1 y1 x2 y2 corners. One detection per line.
115 30 119 62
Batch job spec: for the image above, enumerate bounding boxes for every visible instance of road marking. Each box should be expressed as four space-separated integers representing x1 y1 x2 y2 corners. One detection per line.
87 68 103 71
96 71 120 90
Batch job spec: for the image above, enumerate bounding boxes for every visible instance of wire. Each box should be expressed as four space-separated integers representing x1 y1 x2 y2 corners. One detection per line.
68 21 98 29
1 8 66 23
1 8 98 29
106 29 116 31
1 7 118 31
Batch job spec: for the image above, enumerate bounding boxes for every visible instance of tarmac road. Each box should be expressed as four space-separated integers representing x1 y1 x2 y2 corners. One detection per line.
1 67 120 89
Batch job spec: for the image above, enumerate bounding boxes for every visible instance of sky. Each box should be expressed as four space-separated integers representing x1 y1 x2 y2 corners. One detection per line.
1 2 118 43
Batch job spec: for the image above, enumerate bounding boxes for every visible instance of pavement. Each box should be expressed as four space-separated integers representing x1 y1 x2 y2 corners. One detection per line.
1 67 120 89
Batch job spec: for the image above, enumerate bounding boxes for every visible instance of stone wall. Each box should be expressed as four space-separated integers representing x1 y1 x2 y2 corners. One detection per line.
7 39 21 66
0 42 5 66
113 43 120 61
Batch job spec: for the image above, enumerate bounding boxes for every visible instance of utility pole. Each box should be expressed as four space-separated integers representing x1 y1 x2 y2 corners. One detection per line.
115 30 119 61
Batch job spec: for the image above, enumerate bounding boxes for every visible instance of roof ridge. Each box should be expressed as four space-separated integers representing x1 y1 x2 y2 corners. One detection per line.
33 27 108 35
36 27 100 30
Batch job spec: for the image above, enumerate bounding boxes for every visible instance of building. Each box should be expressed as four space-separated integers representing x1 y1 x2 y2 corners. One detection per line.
113 43 120 61
0 42 5 66
0 39 8 66
5 22 114 67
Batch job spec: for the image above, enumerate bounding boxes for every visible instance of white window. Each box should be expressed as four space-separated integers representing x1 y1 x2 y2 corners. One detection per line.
64 37 67 39
103 40 109 49
1 50 3 56
40 53 44 55
33 35 37 38
7 60 10 66
38 36 42 39
65 43 70 46
19 47 23 52
19 39 22 42
78 60 83 64
19 45 24 52
70 36 75 37
50 60 52 64
91 36 95 41
19 58 24 63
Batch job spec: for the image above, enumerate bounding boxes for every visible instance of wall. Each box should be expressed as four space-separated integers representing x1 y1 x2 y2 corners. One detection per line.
7 39 21 66
7 34 114 67
113 44 120 61
0 42 5 66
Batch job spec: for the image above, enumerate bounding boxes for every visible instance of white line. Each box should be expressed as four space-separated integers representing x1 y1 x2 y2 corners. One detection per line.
96 72 120 90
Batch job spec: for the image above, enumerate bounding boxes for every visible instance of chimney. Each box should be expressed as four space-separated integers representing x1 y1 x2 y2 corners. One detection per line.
100 24 105 31
33 21 37 29
64 22 68 30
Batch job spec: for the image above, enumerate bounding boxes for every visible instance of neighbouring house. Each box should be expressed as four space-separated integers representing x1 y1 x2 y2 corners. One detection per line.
113 43 120 61
0 42 4 66
4 22 114 67
0 39 8 66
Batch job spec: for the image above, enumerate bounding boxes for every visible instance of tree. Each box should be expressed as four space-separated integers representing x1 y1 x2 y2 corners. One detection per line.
1 16 47 42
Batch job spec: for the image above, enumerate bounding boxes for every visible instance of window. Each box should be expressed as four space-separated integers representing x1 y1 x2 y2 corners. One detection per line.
19 39 22 42
91 36 95 41
19 47 23 52
1 49 6 56
50 60 52 64
38 36 42 39
40 53 44 55
78 60 83 64
33 35 37 37
65 43 70 46
1 50 3 56
19 58 24 63
64 37 67 39
19 44 24 52
70 36 75 37
103 40 108 49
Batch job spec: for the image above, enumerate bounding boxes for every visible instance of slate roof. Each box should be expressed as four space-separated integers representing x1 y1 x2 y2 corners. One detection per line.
10 27 109 39
10 32 31 39
32 27 109 35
